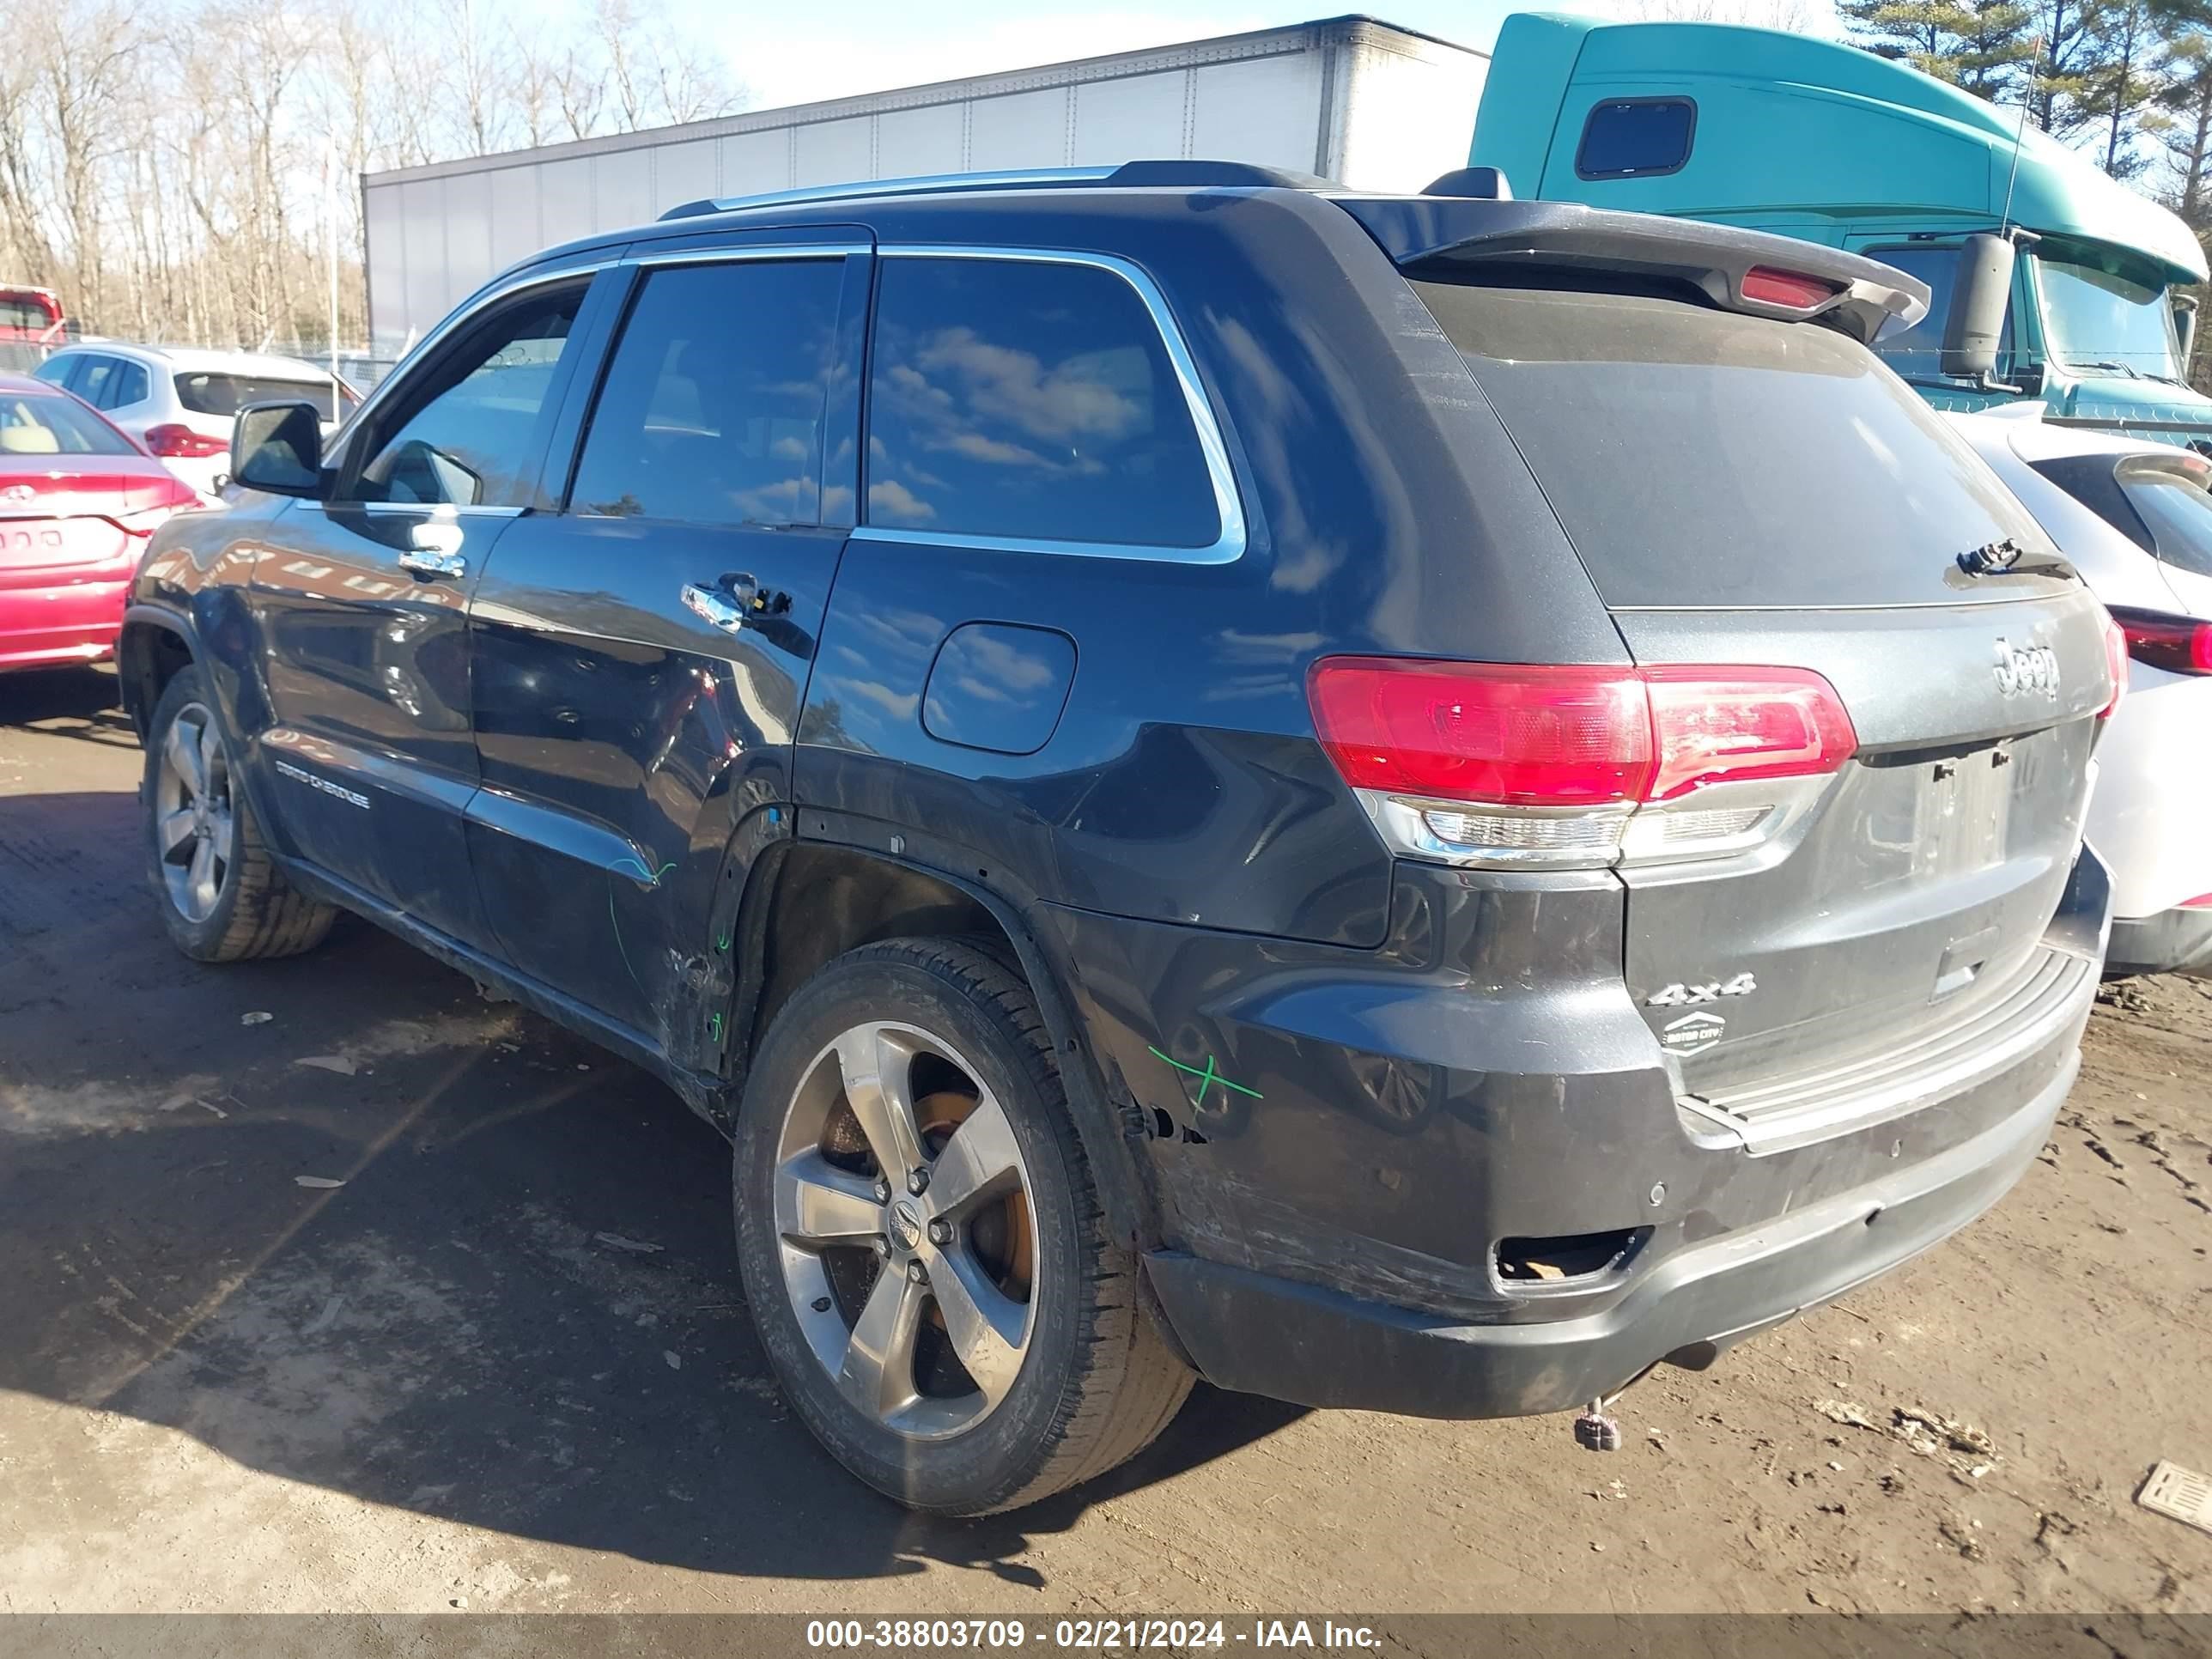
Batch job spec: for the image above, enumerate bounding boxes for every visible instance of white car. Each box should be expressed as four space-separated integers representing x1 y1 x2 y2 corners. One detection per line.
1951 410 2212 978
31 344 356 501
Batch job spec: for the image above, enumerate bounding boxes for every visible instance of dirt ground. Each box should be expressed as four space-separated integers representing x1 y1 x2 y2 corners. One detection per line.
3 663 2210 1620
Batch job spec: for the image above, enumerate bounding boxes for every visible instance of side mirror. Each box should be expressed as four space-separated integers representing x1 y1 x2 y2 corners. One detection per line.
2176 295 2199 380
231 400 327 498
1941 233 2015 380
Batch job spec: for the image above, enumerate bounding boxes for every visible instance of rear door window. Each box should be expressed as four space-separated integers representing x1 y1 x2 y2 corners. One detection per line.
863 256 1220 550
1413 279 2052 609
568 258 843 526
70 355 118 408
1576 98 1696 179
109 361 149 408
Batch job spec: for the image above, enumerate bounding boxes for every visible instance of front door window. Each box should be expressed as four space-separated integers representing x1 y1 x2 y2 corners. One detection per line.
349 285 587 507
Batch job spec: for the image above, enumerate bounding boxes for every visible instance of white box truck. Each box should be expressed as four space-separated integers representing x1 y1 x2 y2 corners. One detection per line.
361 15 1488 355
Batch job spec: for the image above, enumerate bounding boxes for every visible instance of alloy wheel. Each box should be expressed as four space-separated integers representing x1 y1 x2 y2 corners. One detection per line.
773 1020 1038 1440
153 702 235 924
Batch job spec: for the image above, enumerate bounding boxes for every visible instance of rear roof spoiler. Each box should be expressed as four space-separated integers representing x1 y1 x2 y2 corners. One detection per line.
1334 198 1928 344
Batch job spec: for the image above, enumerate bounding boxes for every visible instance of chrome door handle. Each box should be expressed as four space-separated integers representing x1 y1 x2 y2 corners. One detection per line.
681 582 747 634
399 547 467 580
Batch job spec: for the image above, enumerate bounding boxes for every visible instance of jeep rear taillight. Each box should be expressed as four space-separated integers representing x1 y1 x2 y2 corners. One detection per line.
1642 666 1859 800
2100 613 2132 720
1306 660 1652 806
1308 657 1856 869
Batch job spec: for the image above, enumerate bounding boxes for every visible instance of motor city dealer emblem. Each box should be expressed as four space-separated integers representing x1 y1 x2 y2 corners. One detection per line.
1661 1011 1728 1054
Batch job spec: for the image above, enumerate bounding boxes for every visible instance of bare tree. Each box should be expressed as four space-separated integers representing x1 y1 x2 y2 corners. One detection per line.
1619 0 1826 31
0 0 743 347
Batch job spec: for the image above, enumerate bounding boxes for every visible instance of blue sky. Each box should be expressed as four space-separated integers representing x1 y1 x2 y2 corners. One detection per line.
701 3 1839 115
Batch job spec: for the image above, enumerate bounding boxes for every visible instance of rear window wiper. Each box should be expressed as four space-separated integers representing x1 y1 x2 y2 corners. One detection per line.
1956 536 2076 580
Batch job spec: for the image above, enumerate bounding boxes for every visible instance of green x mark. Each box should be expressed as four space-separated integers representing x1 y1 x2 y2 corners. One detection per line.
1147 1046 1263 1109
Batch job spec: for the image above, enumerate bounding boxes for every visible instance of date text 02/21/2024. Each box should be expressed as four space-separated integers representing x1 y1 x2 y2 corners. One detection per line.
804 1619 1381 1650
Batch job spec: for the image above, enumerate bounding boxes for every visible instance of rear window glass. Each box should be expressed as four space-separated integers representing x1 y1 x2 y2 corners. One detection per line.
0 297 55 331
865 257 1220 549
1576 99 1696 179
2118 459 2212 579
0 392 134 456
175 372 343 422
1413 281 2046 609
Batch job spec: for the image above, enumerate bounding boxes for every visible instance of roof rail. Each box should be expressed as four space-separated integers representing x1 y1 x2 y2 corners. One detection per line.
659 167 1116 221
657 159 1331 221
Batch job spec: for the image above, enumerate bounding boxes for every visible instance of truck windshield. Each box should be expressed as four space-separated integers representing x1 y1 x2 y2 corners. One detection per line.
1868 245 2012 380
2037 254 2182 381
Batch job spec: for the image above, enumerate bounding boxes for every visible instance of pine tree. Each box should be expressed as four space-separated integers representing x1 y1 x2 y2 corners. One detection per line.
2159 30 2212 227
1844 0 2039 95
2078 0 2174 177
2026 0 2102 130
2157 30 2212 388
1958 0 2043 98
1841 0 1976 79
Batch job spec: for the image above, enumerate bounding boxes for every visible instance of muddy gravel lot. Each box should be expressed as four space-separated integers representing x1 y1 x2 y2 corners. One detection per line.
3 665 2210 1622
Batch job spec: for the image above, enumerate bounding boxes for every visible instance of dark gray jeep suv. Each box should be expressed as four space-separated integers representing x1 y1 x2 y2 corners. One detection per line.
118 162 2118 1514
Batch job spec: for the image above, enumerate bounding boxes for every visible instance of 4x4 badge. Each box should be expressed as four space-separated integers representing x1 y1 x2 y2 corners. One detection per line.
1661 1011 1727 1054
1647 973 1755 1007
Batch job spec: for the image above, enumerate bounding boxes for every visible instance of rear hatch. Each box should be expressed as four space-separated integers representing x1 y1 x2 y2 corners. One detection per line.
1401 254 2110 1146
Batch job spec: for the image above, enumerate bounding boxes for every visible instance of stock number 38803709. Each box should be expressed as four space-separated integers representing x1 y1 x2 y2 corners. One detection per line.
805 1619 1233 1649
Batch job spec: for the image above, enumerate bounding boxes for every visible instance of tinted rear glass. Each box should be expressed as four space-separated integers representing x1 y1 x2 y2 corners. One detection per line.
1412 281 2054 609
2118 460 2212 579
0 392 135 456
175 372 342 421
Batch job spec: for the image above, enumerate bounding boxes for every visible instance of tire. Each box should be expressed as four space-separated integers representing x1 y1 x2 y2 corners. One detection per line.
733 937 1193 1515
142 664 337 963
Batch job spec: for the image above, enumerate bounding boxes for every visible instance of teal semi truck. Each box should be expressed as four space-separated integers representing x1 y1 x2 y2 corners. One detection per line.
1470 12 2212 440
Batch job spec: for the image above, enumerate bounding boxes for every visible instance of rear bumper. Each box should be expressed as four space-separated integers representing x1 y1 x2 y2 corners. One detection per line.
0 575 129 670
1048 845 2106 1421
2107 905 2212 980
1145 1048 2071 1418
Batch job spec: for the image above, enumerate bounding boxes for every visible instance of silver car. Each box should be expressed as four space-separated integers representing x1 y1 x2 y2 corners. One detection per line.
32 344 356 500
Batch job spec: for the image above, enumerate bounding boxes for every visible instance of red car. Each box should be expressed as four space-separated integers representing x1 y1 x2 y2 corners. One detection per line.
1 373 200 672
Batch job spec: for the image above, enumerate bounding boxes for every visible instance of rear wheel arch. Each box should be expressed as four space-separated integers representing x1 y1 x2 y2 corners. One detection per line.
726 839 1158 1252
